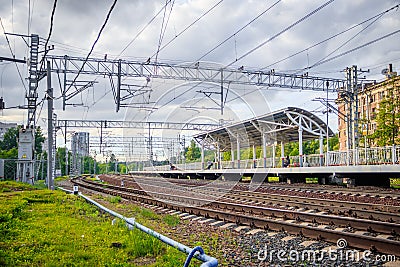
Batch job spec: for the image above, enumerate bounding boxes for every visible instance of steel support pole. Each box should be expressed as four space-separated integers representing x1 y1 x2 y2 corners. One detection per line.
47 61 54 190
272 143 276 168
231 147 235 169
319 135 324 166
65 146 69 176
299 126 303 167
281 141 285 167
262 134 267 168
252 145 256 168
201 141 205 170
236 135 240 169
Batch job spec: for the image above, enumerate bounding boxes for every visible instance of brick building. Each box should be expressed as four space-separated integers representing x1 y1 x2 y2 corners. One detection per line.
337 64 399 150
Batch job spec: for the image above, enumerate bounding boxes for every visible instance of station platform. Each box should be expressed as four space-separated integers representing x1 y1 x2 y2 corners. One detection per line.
130 164 400 187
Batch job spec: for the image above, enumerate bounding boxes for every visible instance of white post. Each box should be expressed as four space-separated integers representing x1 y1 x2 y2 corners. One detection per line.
252 144 256 168
201 140 205 170
298 126 303 167
280 141 285 167
272 143 276 168
262 133 267 168
217 144 221 169
231 147 235 168
319 135 324 166
47 61 54 190
393 145 396 164
236 135 241 169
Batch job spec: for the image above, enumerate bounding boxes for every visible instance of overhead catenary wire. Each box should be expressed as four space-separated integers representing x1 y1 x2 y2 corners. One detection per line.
154 1 334 113
262 4 400 70
304 9 388 71
154 0 175 64
306 29 400 69
225 0 335 68
150 0 224 59
67 0 118 93
43 0 58 58
196 0 281 62
116 0 172 59
0 17 27 93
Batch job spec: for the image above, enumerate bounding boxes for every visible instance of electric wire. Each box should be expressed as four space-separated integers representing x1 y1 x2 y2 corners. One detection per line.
0 18 28 93
305 11 386 71
35 95 47 125
116 0 172 59
67 0 118 93
225 0 335 68
197 0 280 62
151 0 224 59
154 0 175 64
43 0 58 57
262 4 399 70
306 29 400 69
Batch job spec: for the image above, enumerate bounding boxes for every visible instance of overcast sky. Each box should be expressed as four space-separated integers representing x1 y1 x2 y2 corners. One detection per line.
1 0 399 159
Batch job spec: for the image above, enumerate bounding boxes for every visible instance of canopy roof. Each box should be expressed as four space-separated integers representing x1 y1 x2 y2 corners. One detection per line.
194 107 334 151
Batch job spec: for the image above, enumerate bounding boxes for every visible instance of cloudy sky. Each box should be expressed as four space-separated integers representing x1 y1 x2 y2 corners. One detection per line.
1 0 399 159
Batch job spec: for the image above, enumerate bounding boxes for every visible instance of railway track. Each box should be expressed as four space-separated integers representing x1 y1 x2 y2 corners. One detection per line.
105 175 400 222
73 176 400 256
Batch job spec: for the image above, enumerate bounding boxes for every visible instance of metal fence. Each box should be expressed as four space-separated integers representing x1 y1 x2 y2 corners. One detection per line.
0 158 46 181
143 145 399 171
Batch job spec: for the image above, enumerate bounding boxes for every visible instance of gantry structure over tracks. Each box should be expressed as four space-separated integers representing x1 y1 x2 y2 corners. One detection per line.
45 55 347 112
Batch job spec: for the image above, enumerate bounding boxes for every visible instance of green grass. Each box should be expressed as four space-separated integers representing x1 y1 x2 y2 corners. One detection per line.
391 178 400 188
268 176 280 182
0 181 35 192
108 195 122 204
0 182 186 266
163 214 180 227
305 177 319 184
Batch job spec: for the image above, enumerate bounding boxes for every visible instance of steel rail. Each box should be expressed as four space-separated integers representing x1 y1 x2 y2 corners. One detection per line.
112 175 400 221
74 178 400 255
80 178 400 235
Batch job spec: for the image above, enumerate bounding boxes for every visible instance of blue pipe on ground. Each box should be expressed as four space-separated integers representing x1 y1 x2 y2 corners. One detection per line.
57 186 218 267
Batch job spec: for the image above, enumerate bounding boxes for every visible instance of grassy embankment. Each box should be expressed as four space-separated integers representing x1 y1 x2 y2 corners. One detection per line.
0 181 190 266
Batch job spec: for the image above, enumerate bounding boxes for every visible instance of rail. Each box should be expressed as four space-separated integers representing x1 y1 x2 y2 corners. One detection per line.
144 145 399 171
57 186 218 267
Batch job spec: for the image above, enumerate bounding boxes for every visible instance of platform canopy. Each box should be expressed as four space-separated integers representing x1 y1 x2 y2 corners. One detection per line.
194 107 334 151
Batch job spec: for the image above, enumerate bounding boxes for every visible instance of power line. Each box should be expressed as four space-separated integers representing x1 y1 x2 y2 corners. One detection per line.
154 0 175 64
68 0 118 92
197 0 280 62
116 1 172 59
306 10 386 71
308 28 400 68
262 4 399 70
0 18 27 93
151 0 224 59
39 0 58 72
226 0 335 68
43 0 57 56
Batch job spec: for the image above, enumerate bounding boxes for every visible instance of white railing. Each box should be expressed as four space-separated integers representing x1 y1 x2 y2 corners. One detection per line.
142 145 399 171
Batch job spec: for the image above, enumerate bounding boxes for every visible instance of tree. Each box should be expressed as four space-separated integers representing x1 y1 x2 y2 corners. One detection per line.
0 127 18 151
0 126 45 158
369 80 400 146
185 140 201 162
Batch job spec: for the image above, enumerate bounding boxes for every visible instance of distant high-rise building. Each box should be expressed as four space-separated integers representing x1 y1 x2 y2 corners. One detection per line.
71 132 89 175
71 132 89 156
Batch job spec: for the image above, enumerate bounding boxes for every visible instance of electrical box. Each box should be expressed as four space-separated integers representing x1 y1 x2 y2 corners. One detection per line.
18 128 34 160
17 128 35 184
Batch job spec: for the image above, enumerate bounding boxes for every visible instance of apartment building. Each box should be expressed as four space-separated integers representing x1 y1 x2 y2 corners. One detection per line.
338 64 399 150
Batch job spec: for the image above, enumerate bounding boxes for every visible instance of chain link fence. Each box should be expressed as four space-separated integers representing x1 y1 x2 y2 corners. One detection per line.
0 159 46 181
